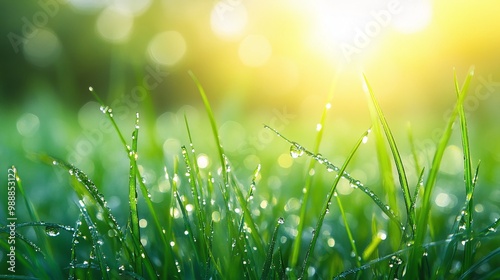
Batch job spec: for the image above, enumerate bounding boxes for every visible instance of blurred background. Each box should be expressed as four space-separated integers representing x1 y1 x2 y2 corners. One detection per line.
1 0 500 274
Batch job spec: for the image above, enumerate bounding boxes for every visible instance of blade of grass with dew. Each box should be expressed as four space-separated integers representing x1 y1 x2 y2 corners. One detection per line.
363 74 414 239
90 88 170 277
291 69 340 269
164 159 186 278
411 67 474 275
228 171 266 256
260 217 284 280
181 145 207 250
11 166 55 279
300 128 370 279
42 156 157 277
183 116 208 230
128 112 142 275
266 125 402 229
368 104 401 250
273 247 286 279
68 214 84 280
188 71 227 185
454 68 475 275
436 161 480 278
74 196 110 280
174 188 203 265
188 70 264 275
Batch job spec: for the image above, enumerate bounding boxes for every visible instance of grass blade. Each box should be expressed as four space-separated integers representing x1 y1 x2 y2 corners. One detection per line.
412 67 474 274
188 71 227 185
266 126 402 228
300 128 370 278
260 217 283 280
291 69 340 268
128 112 142 275
454 69 475 274
363 74 414 238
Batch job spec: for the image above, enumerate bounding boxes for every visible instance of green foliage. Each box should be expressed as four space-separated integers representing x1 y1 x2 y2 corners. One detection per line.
2 69 500 279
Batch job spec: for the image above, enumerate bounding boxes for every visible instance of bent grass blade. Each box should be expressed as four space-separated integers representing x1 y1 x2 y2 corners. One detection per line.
300 128 370 279
265 125 402 229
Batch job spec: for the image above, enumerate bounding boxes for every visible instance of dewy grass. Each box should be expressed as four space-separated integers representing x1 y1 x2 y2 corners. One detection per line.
3 68 500 279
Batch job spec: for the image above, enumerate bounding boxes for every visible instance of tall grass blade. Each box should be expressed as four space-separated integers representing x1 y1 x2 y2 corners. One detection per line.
291 69 340 268
363 74 414 237
128 112 142 275
260 217 283 280
187 71 227 184
454 69 475 275
412 67 474 274
300 128 370 278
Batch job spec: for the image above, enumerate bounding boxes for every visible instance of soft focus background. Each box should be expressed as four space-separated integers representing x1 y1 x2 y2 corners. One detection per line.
1 0 500 275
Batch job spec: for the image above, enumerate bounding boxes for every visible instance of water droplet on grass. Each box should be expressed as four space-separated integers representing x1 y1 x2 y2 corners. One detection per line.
45 226 60 237
278 217 285 224
290 143 304 158
99 106 109 114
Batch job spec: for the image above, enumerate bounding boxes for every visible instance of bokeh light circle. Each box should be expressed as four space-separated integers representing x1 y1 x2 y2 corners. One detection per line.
148 31 187 66
210 1 248 40
23 28 61 67
112 0 152 16
17 113 40 137
238 34 272 67
392 0 432 33
96 7 134 43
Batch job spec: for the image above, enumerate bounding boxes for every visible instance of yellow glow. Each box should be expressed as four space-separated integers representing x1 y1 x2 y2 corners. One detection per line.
210 1 248 40
148 31 187 66
278 153 293 168
238 34 272 67
392 0 432 33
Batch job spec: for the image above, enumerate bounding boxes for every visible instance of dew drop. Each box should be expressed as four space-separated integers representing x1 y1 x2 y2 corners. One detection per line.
45 226 60 237
290 143 304 158
278 217 285 224
88 86 94 92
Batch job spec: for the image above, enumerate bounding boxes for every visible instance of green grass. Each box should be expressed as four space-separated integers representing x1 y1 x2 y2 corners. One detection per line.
2 69 500 279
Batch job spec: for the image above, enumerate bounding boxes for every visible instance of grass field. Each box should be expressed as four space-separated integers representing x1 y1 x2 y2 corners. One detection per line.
1 67 500 279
